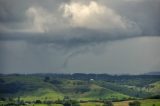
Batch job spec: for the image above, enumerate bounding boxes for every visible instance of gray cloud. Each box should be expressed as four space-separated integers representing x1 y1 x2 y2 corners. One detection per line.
0 0 159 34
0 0 160 74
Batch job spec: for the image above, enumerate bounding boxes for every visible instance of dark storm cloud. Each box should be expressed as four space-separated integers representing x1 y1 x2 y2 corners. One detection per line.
0 0 160 74
0 0 159 38
0 30 159 49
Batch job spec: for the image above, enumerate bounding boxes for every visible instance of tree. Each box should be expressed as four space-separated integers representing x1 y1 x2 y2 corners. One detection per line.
0 97 6 101
44 76 50 82
103 101 113 106
63 100 80 106
63 100 72 106
35 100 42 104
17 96 20 104
71 100 80 106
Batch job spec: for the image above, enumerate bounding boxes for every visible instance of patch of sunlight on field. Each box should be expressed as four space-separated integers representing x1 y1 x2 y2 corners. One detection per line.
114 101 131 106
140 99 160 106
114 99 160 106
21 89 64 101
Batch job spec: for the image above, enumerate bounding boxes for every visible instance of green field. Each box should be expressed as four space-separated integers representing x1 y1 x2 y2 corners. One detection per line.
25 104 63 106
20 88 64 101
114 99 160 106
0 74 160 106
1 99 160 106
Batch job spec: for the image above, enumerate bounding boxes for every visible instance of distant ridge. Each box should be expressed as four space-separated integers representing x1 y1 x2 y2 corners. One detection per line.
144 71 160 75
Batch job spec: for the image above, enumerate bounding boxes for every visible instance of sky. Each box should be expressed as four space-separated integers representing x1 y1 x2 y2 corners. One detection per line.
0 0 160 74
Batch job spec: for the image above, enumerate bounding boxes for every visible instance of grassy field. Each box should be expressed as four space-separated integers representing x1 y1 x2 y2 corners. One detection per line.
26 104 63 106
20 88 64 101
81 99 160 106
80 102 103 106
28 99 160 106
114 99 160 106
1 99 160 106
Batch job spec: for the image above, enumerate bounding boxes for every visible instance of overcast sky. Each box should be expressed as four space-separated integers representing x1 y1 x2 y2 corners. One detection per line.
0 0 160 74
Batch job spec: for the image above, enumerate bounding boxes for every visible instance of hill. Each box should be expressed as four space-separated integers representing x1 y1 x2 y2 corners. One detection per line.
0 74 160 101
144 71 160 75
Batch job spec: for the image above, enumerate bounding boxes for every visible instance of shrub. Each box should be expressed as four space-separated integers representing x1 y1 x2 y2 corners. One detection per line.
35 100 42 104
103 101 113 106
44 76 50 82
63 100 80 106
